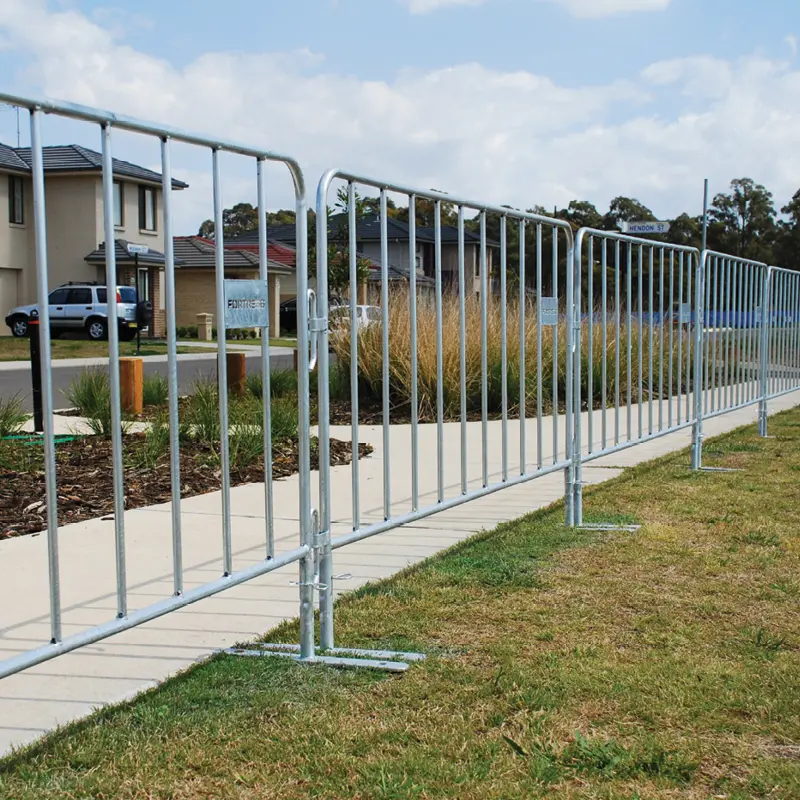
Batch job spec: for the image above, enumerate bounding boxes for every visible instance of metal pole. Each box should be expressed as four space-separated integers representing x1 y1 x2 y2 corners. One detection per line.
101 124 127 619
161 137 183 596
701 179 709 253
30 108 62 644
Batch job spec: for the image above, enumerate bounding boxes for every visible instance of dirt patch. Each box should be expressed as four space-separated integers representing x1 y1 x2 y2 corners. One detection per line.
0 435 371 540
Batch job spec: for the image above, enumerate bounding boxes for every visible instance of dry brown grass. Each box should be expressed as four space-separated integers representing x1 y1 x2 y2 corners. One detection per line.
331 291 693 420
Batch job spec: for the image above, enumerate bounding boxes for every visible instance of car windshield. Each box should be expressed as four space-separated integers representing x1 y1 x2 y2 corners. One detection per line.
118 287 137 304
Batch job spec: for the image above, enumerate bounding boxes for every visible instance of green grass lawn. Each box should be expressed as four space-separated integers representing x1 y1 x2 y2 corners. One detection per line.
1 412 799 798
0 337 199 361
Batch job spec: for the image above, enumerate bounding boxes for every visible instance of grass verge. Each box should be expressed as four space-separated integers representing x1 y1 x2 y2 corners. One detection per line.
1 411 799 798
0 337 197 361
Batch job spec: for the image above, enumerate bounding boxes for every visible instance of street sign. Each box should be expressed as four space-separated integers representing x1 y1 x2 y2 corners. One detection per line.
620 221 671 235
126 243 150 255
224 279 270 329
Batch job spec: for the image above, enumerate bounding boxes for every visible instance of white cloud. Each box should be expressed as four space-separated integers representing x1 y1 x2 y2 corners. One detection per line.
403 0 671 18
786 34 798 58
1 0 800 236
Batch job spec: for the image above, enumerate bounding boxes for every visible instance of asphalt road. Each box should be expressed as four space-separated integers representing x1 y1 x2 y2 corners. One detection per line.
0 352 296 412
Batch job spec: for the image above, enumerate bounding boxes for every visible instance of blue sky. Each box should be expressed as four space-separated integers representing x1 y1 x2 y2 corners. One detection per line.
1 0 799 233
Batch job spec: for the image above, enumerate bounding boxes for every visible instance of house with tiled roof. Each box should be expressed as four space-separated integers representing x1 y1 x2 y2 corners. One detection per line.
1 140 186 336
172 236 291 337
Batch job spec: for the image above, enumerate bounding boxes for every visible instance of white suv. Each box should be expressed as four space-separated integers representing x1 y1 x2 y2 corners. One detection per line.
5 282 139 341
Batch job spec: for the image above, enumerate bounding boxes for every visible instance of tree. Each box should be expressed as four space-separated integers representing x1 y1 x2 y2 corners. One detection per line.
197 206 298 239
561 200 603 231
602 197 655 231
708 178 776 262
668 213 702 249
775 189 800 272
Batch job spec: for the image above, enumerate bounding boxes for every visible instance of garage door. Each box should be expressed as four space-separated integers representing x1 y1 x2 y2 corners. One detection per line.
0 269 19 316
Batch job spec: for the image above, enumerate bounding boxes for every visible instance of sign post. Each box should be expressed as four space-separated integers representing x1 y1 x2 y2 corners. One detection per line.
28 309 43 434
126 244 149 353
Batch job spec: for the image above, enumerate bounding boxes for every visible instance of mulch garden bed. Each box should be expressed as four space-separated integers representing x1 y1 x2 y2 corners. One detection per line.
0 435 371 541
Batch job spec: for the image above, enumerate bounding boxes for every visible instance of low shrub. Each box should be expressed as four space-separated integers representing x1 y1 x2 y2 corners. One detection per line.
0 394 27 438
142 374 169 407
65 369 127 437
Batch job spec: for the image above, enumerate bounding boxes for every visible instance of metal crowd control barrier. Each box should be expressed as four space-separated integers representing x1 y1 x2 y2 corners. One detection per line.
0 93 320 679
692 252 768 469
313 170 575 653
571 229 701 525
762 266 800 428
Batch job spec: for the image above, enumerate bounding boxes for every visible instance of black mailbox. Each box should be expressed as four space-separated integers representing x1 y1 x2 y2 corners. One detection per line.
137 300 153 326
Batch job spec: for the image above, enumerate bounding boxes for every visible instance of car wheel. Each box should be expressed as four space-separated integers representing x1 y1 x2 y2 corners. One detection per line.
87 318 108 341
10 316 28 338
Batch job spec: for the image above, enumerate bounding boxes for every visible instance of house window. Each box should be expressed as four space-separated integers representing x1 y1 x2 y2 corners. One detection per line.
113 181 124 227
8 176 23 225
138 186 157 231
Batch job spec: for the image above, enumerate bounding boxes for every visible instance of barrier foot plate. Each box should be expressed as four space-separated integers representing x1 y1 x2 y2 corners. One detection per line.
699 467 744 473
578 523 641 533
223 643 426 673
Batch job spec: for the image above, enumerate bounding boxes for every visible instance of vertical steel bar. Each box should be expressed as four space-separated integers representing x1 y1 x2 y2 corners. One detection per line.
615 241 621 445
409 196 419 510
457 205 467 495
536 224 543 469
256 159 275 560
759 267 772 436
519 220 526 475
685 251 693 421
500 215 508 482
293 170 314 662
30 108 61 643
480 212 488 486
638 246 643 438
744 262 752 401
348 183 360 530
677 251 685 424
668 250 674 427
724 258 732 409
691 250 705 469
552 226 559 462
212 149 233 576
567 231 578 525
380 190 392 518
792 275 800 389
601 239 608 450
626 243 632 441
434 200 445 502
587 236 594 453
710 255 719 411
316 175 333 650
100 124 127 618
703 253 711 415
160 137 183 592
658 249 664 431
648 247 654 434
734 260 742 406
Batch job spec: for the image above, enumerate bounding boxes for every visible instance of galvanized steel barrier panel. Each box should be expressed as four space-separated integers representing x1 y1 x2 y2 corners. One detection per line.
0 93 314 679
571 229 701 525
314 170 575 651
691 251 768 468
763 266 800 403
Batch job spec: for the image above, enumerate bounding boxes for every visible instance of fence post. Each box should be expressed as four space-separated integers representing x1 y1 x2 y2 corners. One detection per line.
758 267 773 437
568 232 581 527
691 251 706 470
119 358 144 415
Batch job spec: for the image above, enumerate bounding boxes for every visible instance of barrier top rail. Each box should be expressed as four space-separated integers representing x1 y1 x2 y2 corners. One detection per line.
317 169 575 235
575 227 700 254
0 92 306 193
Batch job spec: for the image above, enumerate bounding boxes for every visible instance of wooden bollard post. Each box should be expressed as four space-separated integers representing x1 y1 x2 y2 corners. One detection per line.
119 358 143 415
227 351 246 395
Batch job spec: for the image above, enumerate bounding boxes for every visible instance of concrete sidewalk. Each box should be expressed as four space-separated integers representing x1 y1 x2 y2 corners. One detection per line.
1 391 798 757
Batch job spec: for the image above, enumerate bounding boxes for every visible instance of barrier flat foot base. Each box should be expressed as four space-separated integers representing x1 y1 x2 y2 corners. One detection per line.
699 467 744 473
223 643 426 673
578 523 642 533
